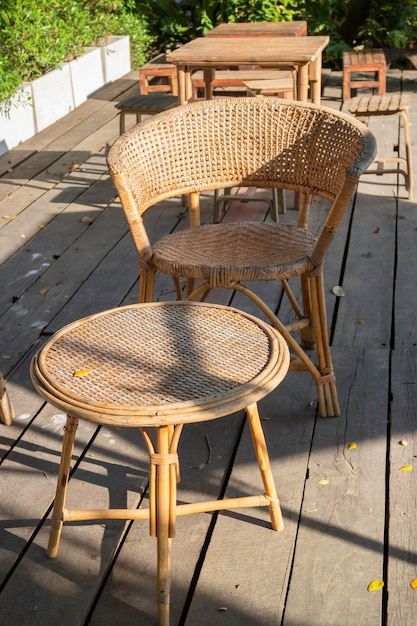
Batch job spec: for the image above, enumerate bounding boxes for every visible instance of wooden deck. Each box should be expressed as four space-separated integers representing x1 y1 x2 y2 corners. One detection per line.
1 67 417 626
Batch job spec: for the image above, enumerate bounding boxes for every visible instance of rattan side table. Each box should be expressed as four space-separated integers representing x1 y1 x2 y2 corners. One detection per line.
31 301 290 626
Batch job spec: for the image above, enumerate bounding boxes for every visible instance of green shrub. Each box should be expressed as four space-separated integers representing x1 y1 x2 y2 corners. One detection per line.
0 0 153 110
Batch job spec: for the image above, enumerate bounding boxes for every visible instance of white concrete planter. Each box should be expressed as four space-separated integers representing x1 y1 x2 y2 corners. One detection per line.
69 46 104 107
101 35 131 83
31 63 74 132
0 84 35 157
0 35 130 155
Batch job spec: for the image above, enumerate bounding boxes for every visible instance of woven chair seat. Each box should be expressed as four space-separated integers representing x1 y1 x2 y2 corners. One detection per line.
153 222 317 287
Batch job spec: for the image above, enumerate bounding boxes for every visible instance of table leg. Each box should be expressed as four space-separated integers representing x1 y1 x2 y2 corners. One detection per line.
177 67 187 104
309 52 323 104
297 63 309 102
203 68 215 100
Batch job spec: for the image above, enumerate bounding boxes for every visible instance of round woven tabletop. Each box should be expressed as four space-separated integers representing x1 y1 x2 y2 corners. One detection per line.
31 301 289 426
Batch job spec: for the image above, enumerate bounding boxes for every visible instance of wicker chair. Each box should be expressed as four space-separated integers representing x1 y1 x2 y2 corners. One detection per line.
107 98 376 417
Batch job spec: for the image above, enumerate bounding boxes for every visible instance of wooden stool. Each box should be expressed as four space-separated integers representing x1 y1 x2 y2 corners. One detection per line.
115 93 178 134
31 301 289 626
346 94 413 199
342 49 386 101
139 53 178 95
0 372 14 425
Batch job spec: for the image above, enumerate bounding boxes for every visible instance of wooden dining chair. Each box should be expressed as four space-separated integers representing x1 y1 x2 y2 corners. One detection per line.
107 97 376 417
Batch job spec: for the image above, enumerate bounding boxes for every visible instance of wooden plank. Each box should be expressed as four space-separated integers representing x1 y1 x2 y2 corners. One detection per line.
0 71 138 177
283 347 389 625
46 197 185 332
0 404 99 583
185 373 317 625
331 172 396 348
0 421 150 624
0 198 128 373
387 348 417 625
395 195 417 347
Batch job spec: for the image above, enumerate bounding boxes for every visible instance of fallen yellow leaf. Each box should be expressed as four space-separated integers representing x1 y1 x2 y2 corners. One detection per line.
318 479 329 485
3 215 16 220
400 465 413 471
367 580 384 591
38 288 48 295
73 368 91 377
2 354 11 359
348 442 357 449
410 579 417 589
357 318 365 325
399 440 408 446
38 224 45 229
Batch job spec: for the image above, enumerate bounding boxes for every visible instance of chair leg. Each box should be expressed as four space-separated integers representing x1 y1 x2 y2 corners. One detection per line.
401 109 413 200
309 273 340 417
139 267 156 303
47 415 79 558
155 426 174 626
0 373 14 425
246 403 284 531
142 425 181 626
231 281 340 417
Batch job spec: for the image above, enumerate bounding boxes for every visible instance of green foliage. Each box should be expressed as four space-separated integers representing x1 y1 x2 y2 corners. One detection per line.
0 0 153 108
358 0 417 49
142 0 417 69
140 0 304 51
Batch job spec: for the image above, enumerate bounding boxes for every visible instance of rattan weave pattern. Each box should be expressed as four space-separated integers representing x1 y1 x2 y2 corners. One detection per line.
33 302 285 417
153 221 317 286
111 98 372 211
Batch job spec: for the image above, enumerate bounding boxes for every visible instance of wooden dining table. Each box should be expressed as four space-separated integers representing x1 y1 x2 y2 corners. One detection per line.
205 21 308 38
166 35 329 105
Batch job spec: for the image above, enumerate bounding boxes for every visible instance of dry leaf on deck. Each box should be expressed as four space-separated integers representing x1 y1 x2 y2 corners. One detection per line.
318 479 329 485
410 579 417 589
399 440 408 446
38 288 48 295
399 465 413 471
367 580 384 591
348 442 357 449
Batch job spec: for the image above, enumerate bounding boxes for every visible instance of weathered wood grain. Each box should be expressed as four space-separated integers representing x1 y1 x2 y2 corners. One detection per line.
387 348 417 626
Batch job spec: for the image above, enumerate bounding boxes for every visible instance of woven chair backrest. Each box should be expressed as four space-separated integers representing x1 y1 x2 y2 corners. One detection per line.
107 97 376 216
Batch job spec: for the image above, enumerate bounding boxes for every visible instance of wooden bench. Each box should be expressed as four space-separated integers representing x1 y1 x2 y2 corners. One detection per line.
115 93 178 134
191 69 296 99
342 49 386 101
139 53 178 95
243 77 296 99
345 93 413 199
